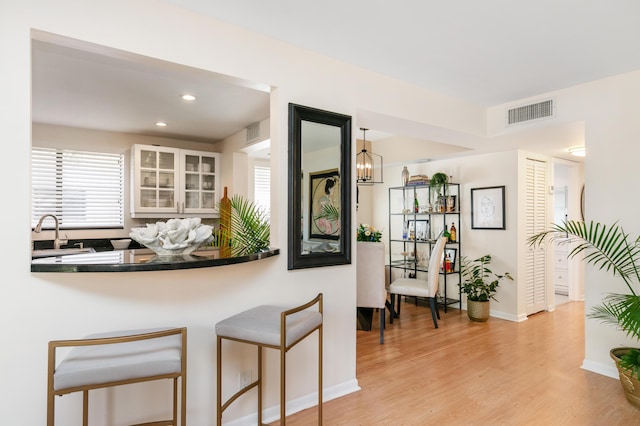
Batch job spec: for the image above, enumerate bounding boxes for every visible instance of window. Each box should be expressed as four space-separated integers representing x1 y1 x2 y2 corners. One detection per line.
253 165 270 219
31 147 124 229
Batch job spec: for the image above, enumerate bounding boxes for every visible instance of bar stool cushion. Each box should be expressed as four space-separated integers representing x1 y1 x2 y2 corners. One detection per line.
54 327 183 391
216 305 322 347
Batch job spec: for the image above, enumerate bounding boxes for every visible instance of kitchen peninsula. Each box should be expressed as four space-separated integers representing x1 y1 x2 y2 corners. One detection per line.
31 247 279 273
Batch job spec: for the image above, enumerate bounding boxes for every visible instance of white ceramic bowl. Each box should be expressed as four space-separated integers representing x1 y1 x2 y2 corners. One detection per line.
110 239 131 250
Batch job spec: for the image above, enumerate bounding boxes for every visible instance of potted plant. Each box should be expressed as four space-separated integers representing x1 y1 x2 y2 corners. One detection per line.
528 220 640 408
429 172 449 212
356 223 382 242
429 172 449 197
459 254 513 322
213 194 270 256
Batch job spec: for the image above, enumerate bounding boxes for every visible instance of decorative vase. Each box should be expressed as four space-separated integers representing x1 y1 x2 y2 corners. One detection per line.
219 186 231 258
401 166 409 186
467 300 490 322
610 347 640 409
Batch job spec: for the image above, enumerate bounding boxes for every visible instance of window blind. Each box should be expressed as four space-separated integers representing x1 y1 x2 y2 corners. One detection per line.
31 148 124 229
253 165 271 219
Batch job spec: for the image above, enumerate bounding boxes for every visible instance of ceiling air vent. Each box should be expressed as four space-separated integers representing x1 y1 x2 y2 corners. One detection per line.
246 122 260 145
507 99 554 125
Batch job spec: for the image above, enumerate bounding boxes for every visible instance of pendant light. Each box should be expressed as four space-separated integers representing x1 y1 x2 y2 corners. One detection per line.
356 128 383 184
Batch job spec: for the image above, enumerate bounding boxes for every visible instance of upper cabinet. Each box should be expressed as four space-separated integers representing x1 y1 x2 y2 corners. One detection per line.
131 144 220 218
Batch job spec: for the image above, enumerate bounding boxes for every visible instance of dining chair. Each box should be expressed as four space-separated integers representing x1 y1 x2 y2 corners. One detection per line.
47 327 187 426
388 236 447 328
356 241 389 343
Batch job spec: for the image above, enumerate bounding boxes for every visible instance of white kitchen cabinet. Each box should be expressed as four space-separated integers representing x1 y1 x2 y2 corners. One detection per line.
131 144 220 218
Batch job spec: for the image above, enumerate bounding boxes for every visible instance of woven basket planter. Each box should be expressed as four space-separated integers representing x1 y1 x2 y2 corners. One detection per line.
467 300 490 322
610 347 640 409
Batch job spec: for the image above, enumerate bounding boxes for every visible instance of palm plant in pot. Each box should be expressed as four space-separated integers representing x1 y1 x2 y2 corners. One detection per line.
528 220 640 408
213 194 270 256
459 254 513 322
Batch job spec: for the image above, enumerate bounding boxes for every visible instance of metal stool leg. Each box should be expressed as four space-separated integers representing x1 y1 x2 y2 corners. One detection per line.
281 346 286 425
258 345 263 425
216 335 222 426
82 390 88 426
318 321 323 425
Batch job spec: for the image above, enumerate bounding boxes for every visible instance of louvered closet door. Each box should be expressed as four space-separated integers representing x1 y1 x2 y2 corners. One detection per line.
525 158 548 315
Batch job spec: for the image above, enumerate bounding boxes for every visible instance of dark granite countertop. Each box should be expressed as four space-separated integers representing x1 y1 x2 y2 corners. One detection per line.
31 247 280 272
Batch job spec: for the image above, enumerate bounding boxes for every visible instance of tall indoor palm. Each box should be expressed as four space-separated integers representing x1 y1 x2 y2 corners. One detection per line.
528 220 640 341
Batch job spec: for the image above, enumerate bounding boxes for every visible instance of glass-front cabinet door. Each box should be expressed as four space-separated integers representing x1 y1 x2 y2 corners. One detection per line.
132 145 180 215
131 144 220 218
180 150 220 214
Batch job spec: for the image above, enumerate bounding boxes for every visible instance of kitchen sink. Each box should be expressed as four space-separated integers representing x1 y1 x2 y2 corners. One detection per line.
32 247 96 258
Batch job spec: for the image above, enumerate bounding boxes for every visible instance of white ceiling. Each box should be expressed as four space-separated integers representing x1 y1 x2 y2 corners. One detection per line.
32 1 640 162
32 39 271 145
167 0 640 107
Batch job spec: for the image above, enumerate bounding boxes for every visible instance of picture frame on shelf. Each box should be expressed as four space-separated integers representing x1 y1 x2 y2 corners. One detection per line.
471 185 505 230
407 219 429 241
441 248 457 272
438 195 457 212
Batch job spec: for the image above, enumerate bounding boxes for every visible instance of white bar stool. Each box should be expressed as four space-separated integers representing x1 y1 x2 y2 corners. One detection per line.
47 327 187 426
215 293 323 425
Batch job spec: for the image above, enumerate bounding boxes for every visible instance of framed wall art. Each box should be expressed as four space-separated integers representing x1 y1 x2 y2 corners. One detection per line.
309 168 341 240
471 186 505 230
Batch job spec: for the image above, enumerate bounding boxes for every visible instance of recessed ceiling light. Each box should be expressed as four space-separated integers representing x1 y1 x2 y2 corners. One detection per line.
181 94 196 101
155 121 167 127
568 146 585 157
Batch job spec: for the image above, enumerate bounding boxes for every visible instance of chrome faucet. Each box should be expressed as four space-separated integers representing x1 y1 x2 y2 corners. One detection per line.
34 214 67 250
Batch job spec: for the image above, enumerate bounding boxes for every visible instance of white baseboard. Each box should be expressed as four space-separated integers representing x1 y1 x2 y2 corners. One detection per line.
459 304 525 322
225 379 361 426
490 310 526 322
581 358 619 380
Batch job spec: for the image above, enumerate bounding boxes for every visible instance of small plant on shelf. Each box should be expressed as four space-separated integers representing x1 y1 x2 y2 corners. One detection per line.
429 172 449 197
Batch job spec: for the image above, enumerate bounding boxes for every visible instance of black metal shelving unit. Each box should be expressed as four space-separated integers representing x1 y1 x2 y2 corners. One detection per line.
388 183 461 311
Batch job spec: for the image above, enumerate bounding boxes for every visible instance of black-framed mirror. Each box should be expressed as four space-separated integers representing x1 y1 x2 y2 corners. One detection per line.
288 103 352 270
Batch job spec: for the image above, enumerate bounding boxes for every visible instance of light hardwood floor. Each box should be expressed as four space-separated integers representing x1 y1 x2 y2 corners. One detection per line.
273 299 639 425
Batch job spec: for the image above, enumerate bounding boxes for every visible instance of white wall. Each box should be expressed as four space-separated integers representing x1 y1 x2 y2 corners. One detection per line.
2 1 488 424
215 117 271 199
576 71 640 376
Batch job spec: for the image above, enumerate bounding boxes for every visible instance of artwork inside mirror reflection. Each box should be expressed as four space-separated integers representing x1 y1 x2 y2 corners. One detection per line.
309 168 340 241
